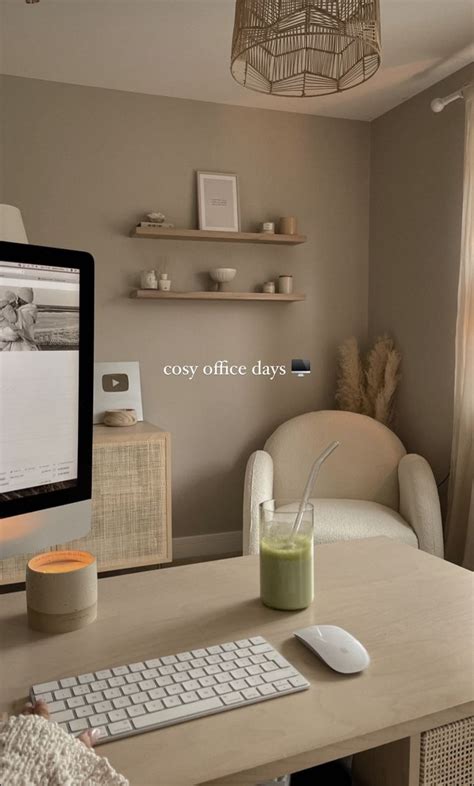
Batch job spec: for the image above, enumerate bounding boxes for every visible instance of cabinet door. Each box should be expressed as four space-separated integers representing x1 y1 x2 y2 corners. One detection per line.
57 437 171 570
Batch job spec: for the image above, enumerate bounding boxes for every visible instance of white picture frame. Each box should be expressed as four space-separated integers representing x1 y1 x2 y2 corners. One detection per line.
197 171 240 232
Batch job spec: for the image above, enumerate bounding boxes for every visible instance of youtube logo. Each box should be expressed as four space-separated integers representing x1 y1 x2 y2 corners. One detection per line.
102 373 129 393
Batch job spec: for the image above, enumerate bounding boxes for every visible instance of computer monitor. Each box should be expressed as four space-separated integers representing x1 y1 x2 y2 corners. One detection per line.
0 241 94 558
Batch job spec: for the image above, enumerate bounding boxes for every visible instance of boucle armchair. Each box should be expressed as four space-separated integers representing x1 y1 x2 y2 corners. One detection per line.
243 411 444 557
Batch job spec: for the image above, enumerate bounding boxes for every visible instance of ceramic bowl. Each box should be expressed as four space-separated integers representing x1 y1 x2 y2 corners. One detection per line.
209 268 237 284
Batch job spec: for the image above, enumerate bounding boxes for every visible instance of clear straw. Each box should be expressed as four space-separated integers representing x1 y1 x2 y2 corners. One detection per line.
290 441 340 539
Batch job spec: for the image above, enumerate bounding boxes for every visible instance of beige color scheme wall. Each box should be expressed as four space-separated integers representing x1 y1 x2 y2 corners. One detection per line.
369 65 472 490
1 75 370 539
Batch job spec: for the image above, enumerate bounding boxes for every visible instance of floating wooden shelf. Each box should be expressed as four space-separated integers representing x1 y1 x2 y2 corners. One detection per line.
131 227 306 245
130 290 305 302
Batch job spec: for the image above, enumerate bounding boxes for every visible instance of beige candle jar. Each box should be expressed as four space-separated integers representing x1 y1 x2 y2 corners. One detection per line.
26 550 97 634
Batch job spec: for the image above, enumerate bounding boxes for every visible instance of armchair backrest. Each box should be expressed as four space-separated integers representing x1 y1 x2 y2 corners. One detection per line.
264 411 406 511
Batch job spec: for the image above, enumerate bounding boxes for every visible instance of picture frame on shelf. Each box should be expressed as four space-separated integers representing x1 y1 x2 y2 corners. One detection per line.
197 171 240 232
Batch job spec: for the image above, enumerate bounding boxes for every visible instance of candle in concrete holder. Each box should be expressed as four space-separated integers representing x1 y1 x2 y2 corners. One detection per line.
26 550 97 634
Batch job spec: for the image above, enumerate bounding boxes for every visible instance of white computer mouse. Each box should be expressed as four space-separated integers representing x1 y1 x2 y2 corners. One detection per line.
294 625 370 674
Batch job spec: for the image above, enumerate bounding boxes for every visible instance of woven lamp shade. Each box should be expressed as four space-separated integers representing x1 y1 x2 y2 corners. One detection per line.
231 0 381 97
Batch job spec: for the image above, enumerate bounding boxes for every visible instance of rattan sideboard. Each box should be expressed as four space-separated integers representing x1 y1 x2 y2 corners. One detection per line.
0 421 172 585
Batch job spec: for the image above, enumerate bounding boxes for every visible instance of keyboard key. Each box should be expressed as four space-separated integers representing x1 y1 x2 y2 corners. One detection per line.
189 668 205 680
197 687 216 699
222 652 236 662
69 718 89 732
90 713 108 726
230 679 247 691
247 665 263 675
108 720 133 736
207 646 223 655
181 691 199 703
108 709 127 723
163 696 182 708
258 684 277 696
177 652 193 662
122 684 140 696
250 654 266 664
50 709 75 723
148 687 166 700
161 655 177 665
95 701 113 714
250 637 266 645
236 639 251 648
182 680 200 692
108 677 126 688
235 658 251 668
59 677 78 689
132 697 223 729
67 696 85 709
242 687 260 700
73 685 90 696
274 680 291 692
124 673 142 684
215 684 232 695
166 684 184 696
112 696 131 709
191 649 207 658
159 666 175 676
199 676 216 687
76 705 94 718
48 700 66 713
142 669 159 680
251 643 273 654
95 669 113 680
145 699 164 712
156 676 173 687
222 643 238 652
263 668 297 684
246 675 264 687
78 673 95 685
216 673 233 684
129 662 145 673
127 704 146 718
138 680 155 692
191 658 207 668
262 662 278 672
144 658 162 669
112 666 129 676
290 676 309 688
221 663 235 672
173 673 189 684
231 669 246 680
35 691 53 704
104 688 121 700
33 681 59 694
131 692 149 705
86 691 104 705
205 665 220 675
90 680 108 692
222 692 243 705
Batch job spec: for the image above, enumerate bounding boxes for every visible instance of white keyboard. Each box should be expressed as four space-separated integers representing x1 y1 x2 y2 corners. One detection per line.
30 636 309 744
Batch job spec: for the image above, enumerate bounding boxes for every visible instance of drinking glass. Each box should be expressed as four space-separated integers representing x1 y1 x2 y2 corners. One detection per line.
259 499 314 611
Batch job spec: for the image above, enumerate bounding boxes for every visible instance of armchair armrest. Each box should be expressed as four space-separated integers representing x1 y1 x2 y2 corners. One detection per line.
243 450 274 555
398 454 444 557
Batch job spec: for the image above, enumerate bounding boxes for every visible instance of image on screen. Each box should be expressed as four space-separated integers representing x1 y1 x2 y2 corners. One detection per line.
0 260 80 501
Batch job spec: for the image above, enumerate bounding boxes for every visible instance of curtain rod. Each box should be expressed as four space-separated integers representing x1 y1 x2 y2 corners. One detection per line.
431 84 473 113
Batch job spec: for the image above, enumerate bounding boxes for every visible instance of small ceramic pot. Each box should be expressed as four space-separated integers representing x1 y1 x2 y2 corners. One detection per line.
261 222 275 234
278 275 293 294
140 269 158 289
263 281 276 294
279 217 298 235
159 279 171 291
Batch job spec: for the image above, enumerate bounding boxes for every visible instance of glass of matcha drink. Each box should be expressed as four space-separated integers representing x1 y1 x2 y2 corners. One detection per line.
259 500 314 611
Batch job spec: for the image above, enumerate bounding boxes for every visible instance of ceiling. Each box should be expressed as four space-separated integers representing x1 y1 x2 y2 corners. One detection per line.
0 0 472 121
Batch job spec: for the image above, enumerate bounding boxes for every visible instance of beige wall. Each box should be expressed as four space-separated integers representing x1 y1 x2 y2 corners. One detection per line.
1 75 370 539
369 65 471 488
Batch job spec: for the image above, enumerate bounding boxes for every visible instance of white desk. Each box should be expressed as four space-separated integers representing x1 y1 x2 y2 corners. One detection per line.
0 537 472 785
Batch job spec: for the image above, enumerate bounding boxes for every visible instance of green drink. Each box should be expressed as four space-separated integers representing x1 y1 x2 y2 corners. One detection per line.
259 501 314 611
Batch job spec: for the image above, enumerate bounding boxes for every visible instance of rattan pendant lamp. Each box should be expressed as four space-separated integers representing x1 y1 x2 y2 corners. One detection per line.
231 1 381 97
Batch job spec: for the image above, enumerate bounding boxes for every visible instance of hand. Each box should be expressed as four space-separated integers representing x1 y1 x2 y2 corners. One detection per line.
21 700 101 748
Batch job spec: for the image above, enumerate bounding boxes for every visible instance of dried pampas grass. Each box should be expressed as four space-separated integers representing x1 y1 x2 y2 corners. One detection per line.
335 336 401 427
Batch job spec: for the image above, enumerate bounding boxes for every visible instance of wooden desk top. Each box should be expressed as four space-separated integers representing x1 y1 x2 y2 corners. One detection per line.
0 538 472 786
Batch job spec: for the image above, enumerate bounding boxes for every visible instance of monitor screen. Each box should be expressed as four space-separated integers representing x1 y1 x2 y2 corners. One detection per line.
0 242 93 537
0 260 80 500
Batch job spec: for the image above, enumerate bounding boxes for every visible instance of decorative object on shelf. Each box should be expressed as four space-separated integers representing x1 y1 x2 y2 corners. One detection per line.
137 211 175 229
261 221 275 234
335 335 401 427
263 281 276 294
278 275 293 294
140 269 158 289
279 216 298 235
231 0 381 97
209 267 237 291
93 361 143 424
159 272 168 280
159 278 172 291
197 172 240 232
26 551 97 633
103 408 138 427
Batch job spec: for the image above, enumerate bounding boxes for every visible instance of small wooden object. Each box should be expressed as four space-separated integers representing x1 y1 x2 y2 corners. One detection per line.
26 550 97 634
103 408 138 427
130 290 305 302
279 216 298 235
131 226 306 244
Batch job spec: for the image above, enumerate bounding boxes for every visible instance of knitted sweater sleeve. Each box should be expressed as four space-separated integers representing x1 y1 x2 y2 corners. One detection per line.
0 714 129 786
